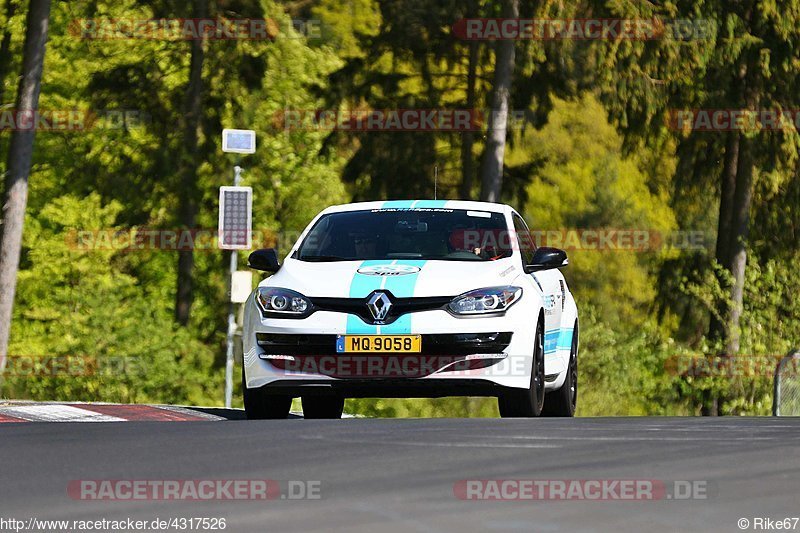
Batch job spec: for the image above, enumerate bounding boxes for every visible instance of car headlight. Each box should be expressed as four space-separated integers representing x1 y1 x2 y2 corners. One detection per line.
255 287 311 317
448 286 523 316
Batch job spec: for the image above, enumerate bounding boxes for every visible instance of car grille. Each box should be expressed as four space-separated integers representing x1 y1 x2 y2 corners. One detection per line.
310 294 453 325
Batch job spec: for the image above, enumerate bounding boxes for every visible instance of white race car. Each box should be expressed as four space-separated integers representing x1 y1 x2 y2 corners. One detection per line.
242 200 578 419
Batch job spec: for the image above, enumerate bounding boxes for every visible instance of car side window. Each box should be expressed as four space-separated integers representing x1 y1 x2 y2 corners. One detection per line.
512 214 536 266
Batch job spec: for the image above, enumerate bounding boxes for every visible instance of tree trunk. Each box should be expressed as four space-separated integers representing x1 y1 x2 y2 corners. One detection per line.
459 0 480 200
702 129 755 417
703 55 749 416
479 0 518 202
707 131 740 343
0 0 51 375
174 0 207 326
725 135 754 355
0 0 18 103
459 40 479 200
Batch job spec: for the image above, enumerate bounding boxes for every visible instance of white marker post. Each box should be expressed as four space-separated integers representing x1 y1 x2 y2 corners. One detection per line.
220 129 256 408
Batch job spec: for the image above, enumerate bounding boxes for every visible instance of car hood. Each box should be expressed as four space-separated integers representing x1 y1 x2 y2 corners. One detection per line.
261 257 523 298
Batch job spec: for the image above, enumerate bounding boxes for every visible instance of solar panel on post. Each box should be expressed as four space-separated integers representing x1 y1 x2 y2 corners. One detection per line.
218 186 252 250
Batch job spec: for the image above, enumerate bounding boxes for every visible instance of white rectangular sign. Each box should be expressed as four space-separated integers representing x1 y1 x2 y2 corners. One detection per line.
222 129 256 154
231 271 254 303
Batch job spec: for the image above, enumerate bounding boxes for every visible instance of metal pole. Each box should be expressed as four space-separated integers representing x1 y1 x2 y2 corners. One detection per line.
224 165 243 408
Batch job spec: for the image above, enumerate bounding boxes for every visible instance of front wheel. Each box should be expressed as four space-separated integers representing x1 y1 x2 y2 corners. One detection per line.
542 322 578 417
498 319 545 418
242 367 292 420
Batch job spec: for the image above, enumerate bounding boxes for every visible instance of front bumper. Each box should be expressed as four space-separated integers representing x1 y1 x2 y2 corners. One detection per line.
251 378 509 398
242 293 564 393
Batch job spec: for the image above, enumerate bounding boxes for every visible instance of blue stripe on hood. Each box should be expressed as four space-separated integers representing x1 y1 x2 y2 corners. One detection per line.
346 259 426 334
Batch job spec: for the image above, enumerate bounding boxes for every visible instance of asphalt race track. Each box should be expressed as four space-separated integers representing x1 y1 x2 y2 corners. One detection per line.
1 413 799 533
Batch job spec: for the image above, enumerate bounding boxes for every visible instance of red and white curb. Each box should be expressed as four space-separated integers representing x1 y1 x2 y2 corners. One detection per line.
0 403 227 423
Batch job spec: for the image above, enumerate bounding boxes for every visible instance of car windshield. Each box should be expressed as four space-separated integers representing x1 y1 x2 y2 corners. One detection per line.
295 209 514 262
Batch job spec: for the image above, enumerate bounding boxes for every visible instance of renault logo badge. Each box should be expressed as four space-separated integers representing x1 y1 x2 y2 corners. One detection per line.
366 292 392 322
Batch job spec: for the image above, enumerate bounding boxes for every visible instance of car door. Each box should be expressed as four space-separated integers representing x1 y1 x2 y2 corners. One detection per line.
511 213 564 336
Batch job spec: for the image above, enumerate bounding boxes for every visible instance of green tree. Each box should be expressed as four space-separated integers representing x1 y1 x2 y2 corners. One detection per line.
513 95 676 323
6 194 222 404
175 0 209 326
0 0 51 376
479 0 518 202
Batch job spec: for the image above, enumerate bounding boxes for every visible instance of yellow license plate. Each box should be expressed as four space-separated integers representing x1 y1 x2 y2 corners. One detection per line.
336 335 422 353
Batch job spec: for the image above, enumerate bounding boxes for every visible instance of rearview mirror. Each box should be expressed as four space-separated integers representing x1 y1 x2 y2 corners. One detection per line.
248 249 281 272
526 247 568 272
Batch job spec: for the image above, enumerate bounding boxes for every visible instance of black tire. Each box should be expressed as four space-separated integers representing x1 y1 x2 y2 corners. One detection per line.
542 322 578 417
301 395 345 419
242 367 292 420
498 319 545 418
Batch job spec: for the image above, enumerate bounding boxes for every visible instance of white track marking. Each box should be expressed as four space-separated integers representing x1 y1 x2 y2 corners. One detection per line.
157 405 227 421
0 405 126 422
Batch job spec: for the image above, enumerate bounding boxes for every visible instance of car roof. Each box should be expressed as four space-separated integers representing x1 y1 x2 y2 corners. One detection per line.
322 200 512 215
